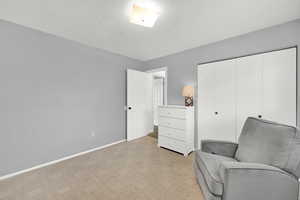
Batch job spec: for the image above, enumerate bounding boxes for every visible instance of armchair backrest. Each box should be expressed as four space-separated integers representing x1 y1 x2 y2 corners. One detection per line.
235 117 300 178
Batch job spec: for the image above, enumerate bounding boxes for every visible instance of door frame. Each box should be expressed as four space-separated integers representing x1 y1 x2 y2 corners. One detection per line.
146 66 168 105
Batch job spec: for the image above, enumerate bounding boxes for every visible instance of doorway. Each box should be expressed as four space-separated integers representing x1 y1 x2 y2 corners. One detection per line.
146 67 167 139
126 67 167 141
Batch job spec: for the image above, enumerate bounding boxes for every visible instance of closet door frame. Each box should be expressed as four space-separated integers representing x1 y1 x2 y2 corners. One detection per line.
196 46 298 150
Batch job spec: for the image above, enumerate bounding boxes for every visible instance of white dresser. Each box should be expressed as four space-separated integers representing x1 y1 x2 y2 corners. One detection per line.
158 105 194 156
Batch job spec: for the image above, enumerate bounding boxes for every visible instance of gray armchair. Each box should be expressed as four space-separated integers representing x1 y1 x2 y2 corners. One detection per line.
194 117 300 200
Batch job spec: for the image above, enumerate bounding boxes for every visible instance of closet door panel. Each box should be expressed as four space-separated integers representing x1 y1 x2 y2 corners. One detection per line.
262 48 296 126
197 64 217 146
214 60 236 142
197 64 216 110
198 60 236 144
236 55 263 139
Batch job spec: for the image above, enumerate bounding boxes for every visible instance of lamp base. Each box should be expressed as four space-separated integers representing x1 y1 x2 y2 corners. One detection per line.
185 97 193 106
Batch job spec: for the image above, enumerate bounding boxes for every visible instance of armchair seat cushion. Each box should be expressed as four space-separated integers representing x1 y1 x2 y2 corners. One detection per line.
195 151 237 196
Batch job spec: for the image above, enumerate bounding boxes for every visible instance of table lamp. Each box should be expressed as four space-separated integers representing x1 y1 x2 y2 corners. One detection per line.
182 85 194 106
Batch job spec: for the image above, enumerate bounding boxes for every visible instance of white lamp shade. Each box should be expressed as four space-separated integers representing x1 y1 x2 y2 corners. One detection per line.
182 85 194 97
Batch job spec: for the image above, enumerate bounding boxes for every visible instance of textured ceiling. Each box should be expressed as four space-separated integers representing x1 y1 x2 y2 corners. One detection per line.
0 0 299 61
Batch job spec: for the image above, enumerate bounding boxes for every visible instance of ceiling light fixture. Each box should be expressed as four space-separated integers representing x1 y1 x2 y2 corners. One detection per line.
129 3 159 28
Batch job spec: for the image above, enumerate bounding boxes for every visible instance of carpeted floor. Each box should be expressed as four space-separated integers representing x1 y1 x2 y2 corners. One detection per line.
148 126 158 139
0 136 203 200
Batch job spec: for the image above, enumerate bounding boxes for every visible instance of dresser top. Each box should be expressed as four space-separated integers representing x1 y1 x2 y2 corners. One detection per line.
158 105 194 109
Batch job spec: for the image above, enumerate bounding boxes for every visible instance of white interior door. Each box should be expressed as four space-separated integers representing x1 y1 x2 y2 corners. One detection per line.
214 60 236 142
198 64 217 147
127 69 153 141
197 60 236 147
236 54 263 139
262 48 297 126
198 47 297 148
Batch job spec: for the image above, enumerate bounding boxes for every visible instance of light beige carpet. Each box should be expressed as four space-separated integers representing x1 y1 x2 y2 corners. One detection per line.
0 136 203 200
148 126 158 139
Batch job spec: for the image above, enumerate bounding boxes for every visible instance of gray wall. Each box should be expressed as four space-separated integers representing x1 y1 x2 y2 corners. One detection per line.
0 20 142 177
143 19 300 116
1 17 300 177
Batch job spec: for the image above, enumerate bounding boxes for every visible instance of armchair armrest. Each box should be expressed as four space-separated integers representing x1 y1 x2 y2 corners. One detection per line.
201 140 238 158
219 161 299 200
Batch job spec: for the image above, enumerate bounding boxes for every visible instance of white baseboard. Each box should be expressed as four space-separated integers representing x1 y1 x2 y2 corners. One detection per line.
0 139 125 181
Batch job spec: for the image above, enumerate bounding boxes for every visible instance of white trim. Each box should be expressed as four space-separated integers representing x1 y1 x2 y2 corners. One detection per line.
126 135 148 142
146 66 168 73
0 139 125 181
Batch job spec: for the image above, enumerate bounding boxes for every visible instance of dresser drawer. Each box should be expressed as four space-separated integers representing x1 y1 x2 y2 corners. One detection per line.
159 117 186 130
159 136 186 154
159 126 185 141
159 107 186 119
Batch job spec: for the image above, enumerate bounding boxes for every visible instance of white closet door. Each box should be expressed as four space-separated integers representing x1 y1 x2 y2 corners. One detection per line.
198 64 217 147
214 60 236 142
262 48 297 126
236 55 263 140
198 60 236 145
